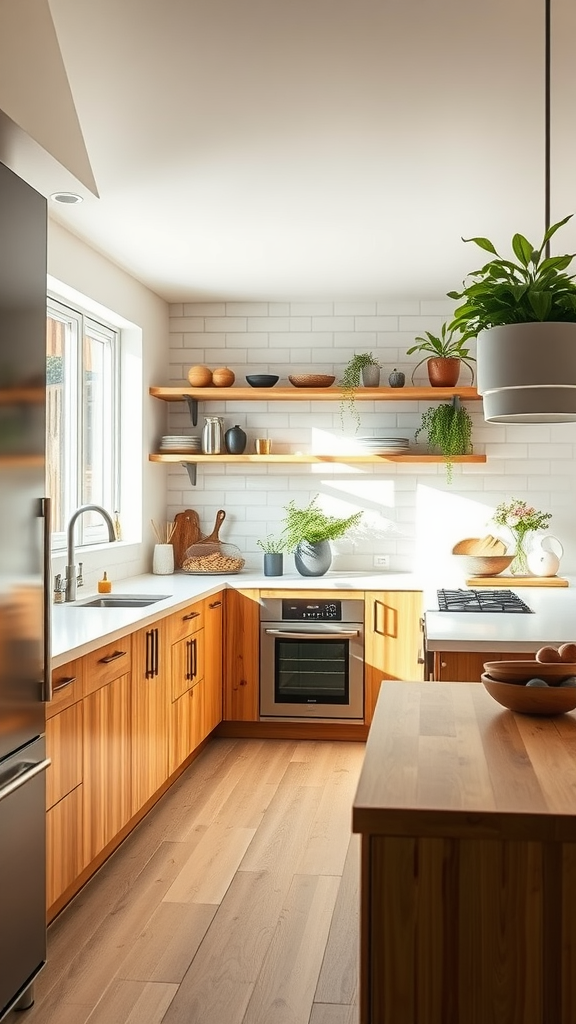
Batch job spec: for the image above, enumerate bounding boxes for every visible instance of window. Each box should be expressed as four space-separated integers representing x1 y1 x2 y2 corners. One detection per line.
47 297 120 550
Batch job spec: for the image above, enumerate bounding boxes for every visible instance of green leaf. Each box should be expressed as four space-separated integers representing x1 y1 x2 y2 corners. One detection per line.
462 236 499 256
527 290 552 320
543 214 573 245
511 233 533 267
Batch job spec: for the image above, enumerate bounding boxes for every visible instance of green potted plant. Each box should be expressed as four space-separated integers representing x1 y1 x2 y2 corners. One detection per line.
406 321 475 387
414 398 473 483
339 352 382 430
281 495 363 576
447 214 576 421
256 534 286 576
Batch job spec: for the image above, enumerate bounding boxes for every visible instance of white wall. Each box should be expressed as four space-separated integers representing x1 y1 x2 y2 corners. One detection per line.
48 219 169 587
165 300 576 578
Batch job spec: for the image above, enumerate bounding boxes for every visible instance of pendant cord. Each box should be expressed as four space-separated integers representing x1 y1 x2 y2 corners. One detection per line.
545 0 551 259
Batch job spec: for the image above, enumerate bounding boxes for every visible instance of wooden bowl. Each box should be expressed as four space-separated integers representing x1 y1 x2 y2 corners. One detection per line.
452 536 507 556
483 660 576 685
288 374 335 388
452 553 513 577
481 674 576 715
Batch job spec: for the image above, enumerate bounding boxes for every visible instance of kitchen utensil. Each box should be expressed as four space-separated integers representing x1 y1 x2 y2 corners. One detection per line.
182 509 245 574
171 508 201 568
288 374 335 388
481 674 576 715
483 660 576 685
201 416 225 453
245 374 279 387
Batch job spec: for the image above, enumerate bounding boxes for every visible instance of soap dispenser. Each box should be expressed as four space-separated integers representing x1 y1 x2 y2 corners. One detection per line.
98 572 112 594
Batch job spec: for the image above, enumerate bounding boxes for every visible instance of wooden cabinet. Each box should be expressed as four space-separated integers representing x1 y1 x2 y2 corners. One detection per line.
131 619 169 815
167 600 205 774
223 588 260 721
364 591 424 725
203 593 223 735
46 658 84 910
82 637 132 864
434 649 533 682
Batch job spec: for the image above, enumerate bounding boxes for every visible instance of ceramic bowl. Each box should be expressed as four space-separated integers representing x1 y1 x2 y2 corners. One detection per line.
245 374 279 388
452 553 514 577
481 674 576 715
288 374 335 388
483 660 576 685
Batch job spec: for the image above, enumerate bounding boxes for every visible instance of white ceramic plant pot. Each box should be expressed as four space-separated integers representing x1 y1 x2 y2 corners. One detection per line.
526 535 563 577
477 323 576 422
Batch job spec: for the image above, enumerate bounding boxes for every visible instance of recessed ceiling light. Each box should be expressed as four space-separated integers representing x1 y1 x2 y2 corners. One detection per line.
50 192 83 205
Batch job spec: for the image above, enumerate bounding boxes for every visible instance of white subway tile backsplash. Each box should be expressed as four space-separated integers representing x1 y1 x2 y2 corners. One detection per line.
164 298 576 573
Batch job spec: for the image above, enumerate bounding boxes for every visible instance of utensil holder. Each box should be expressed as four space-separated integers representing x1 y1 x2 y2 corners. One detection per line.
153 543 174 574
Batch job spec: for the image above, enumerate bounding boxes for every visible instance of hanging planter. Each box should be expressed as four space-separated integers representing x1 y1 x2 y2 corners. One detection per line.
414 397 473 483
449 216 576 422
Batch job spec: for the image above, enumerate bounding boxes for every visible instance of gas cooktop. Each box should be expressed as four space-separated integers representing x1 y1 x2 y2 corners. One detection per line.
437 588 533 613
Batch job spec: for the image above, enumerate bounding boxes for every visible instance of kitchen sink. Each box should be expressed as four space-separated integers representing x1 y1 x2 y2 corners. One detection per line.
74 594 170 608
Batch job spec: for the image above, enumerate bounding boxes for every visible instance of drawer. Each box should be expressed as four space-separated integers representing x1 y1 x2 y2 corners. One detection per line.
46 701 83 809
83 635 132 696
167 602 204 645
47 658 84 719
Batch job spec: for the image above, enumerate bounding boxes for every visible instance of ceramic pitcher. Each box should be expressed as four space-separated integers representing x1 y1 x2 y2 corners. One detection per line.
526 535 563 577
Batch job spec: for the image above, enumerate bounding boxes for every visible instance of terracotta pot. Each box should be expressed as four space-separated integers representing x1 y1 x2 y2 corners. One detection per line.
427 357 461 387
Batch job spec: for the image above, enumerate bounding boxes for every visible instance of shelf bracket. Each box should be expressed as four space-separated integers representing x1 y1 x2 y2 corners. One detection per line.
182 462 197 486
452 395 462 410
184 396 198 426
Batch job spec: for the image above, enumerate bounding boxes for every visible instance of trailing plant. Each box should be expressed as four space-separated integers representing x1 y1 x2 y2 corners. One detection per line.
281 495 363 550
339 352 382 430
448 214 576 338
414 400 473 483
406 321 475 384
256 533 286 554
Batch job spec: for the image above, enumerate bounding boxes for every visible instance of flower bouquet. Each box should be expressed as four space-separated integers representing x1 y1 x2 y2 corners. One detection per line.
490 498 552 576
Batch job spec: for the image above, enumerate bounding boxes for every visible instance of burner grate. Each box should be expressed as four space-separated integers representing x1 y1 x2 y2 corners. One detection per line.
437 588 533 613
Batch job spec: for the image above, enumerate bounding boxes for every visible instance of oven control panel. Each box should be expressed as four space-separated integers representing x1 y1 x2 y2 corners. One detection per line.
281 599 342 621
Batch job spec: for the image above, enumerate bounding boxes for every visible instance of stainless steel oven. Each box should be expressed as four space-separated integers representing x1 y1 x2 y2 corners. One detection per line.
260 597 364 721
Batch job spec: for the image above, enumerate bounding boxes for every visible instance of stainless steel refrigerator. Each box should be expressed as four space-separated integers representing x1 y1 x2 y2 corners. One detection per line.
0 161 51 1019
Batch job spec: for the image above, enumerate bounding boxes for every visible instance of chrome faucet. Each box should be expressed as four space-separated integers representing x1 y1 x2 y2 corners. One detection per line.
65 504 116 602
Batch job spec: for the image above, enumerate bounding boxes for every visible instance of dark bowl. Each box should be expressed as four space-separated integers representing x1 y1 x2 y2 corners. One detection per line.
245 374 279 388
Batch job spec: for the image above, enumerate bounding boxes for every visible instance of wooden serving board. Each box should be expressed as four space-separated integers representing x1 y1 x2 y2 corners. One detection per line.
466 575 569 588
172 508 201 567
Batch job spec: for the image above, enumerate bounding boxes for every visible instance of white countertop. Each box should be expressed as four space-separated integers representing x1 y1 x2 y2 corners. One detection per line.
51 569 420 666
51 568 576 666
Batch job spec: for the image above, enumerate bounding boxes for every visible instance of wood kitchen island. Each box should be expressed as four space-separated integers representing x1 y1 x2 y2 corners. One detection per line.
352 681 576 1024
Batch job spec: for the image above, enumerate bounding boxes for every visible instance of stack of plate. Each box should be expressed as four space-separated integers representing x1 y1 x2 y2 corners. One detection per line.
355 436 410 455
159 435 202 453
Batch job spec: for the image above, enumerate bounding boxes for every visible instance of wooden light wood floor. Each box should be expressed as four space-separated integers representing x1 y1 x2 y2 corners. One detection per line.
12 738 364 1024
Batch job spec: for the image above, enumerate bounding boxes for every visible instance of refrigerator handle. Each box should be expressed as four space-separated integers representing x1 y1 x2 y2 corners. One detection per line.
40 497 52 702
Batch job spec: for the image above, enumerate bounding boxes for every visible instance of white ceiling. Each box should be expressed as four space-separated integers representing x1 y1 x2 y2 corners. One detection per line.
36 0 576 302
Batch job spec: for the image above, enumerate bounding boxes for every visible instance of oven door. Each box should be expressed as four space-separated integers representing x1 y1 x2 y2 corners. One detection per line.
260 622 364 720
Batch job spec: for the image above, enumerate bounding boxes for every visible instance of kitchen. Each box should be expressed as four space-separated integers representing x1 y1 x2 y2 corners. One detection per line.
2 1 576 1024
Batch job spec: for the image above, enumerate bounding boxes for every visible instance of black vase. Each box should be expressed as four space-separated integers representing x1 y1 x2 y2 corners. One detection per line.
225 424 247 454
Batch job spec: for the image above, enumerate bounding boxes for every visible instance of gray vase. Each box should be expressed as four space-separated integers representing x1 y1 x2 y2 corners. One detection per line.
361 365 380 387
263 552 283 576
294 540 332 576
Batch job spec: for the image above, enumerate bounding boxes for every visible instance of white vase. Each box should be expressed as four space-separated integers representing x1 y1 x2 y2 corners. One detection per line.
526 535 563 577
153 543 174 574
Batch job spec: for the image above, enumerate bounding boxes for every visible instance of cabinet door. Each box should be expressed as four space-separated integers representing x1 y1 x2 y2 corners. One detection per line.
434 650 533 682
169 683 203 775
83 671 132 864
203 593 223 736
131 620 169 814
171 627 205 701
46 700 83 810
47 658 84 719
364 591 424 725
46 786 84 911
224 588 260 721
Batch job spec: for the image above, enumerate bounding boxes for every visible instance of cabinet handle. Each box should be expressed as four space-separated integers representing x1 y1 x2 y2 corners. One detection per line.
183 611 200 621
209 601 222 609
99 650 127 664
191 637 197 679
52 675 76 693
185 639 193 681
145 630 152 678
153 628 159 677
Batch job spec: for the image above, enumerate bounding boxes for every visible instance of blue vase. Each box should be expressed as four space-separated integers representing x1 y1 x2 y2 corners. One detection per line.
294 540 332 577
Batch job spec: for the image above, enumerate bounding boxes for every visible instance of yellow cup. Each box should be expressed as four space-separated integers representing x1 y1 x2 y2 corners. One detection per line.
255 438 272 454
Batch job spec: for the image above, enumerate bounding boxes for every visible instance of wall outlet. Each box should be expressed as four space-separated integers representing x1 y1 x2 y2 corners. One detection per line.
373 555 390 569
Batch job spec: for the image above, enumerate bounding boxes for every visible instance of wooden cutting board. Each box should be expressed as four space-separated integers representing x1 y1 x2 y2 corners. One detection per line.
172 509 201 567
466 575 569 587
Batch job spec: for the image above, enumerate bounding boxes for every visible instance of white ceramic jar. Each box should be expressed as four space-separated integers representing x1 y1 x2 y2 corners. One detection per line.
526 535 563 577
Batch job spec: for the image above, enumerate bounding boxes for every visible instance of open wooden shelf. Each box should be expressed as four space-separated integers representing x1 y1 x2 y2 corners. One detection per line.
150 453 486 466
0 387 45 404
0 454 44 467
150 385 481 403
